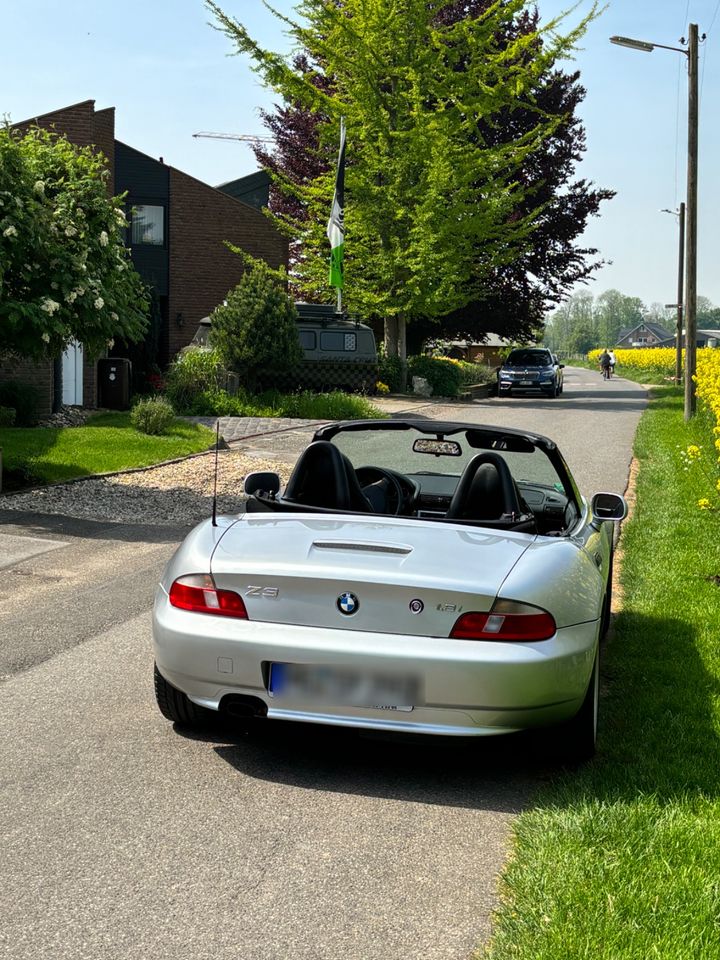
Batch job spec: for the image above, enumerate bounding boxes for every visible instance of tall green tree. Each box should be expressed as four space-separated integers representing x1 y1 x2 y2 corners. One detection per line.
209 0 596 363
0 127 148 359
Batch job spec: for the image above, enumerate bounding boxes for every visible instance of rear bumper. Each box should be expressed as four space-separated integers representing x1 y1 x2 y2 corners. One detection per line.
152 589 598 736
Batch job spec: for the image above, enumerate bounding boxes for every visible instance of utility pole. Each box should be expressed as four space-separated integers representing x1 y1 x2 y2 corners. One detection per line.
676 201 686 384
610 25 703 418
684 23 699 420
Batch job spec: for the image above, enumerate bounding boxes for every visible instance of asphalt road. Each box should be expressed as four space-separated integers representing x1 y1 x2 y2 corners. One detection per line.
0 367 647 960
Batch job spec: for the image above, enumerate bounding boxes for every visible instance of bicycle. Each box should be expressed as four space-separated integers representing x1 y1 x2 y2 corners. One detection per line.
601 364 611 380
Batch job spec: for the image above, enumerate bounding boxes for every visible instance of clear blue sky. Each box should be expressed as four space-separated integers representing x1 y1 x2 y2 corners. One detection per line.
3 0 720 309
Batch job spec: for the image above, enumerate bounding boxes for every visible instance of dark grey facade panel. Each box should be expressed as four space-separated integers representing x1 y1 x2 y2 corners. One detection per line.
115 141 169 295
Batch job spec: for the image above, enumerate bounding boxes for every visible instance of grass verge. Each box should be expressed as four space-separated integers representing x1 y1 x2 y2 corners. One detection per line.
0 412 216 487
480 386 720 960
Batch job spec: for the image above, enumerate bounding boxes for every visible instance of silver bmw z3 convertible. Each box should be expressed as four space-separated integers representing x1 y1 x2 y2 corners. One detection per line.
152 418 627 761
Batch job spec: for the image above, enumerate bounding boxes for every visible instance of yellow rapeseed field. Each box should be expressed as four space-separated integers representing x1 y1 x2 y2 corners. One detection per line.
587 346 720 507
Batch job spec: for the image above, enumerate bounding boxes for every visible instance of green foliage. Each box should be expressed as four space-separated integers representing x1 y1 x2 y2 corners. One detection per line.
378 352 403 393
0 405 16 426
0 379 40 425
209 0 598 333
455 361 496 386
544 288 693 354
178 386 382 420
0 126 149 359
209 260 303 393
165 348 225 413
130 395 175 435
407 356 462 397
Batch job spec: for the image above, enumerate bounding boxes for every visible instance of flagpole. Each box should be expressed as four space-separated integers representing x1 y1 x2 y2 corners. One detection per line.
327 116 346 315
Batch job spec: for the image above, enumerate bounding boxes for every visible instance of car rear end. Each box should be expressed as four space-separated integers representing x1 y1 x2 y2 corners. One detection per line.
152 515 599 736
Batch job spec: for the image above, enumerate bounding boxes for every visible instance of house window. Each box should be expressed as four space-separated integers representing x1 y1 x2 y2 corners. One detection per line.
131 205 165 246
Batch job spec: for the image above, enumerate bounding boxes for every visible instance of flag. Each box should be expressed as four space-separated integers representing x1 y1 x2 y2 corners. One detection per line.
326 118 346 290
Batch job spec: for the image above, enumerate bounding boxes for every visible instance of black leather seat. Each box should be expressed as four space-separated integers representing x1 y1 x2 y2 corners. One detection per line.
282 441 373 512
446 452 516 522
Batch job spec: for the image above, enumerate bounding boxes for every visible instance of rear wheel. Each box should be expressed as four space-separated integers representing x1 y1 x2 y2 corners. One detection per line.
559 649 598 764
154 663 212 728
600 551 614 639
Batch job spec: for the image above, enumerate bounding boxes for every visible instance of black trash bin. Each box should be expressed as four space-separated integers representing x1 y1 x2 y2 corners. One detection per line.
98 358 132 410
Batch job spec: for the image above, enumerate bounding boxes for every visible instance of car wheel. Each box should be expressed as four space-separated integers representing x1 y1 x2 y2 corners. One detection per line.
600 551 614 639
560 649 599 764
154 663 211 727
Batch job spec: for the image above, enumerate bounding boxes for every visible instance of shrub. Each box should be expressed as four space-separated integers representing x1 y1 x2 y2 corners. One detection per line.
455 360 496 385
407 355 463 396
376 381 390 395
378 352 403 392
0 381 40 426
130 396 175 435
0 405 16 426
165 348 225 413
209 260 303 393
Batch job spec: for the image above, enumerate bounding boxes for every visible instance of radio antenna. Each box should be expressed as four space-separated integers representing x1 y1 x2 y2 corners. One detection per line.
211 420 220 527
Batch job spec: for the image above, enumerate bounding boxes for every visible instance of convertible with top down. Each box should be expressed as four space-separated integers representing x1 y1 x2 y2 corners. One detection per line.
152 418 627 761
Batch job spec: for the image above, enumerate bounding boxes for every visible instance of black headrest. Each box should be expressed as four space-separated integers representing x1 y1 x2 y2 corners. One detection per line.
282 441 373 512
446 452 514 521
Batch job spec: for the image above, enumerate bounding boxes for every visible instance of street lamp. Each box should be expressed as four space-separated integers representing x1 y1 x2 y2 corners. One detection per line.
611 26 703 420
661 205 686 385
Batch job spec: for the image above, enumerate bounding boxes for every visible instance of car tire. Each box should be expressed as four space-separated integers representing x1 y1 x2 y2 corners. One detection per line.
154 663 211 727
560 649 599 764
600 551 614 639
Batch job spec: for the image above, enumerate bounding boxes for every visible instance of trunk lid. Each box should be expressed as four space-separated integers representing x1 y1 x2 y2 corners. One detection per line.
211 514 534 637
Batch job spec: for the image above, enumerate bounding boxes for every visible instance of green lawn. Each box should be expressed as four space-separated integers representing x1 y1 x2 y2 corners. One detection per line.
0 412 216 487
481 387 720 960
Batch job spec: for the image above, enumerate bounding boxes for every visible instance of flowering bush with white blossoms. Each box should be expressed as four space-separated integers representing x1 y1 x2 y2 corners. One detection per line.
0 125 148 358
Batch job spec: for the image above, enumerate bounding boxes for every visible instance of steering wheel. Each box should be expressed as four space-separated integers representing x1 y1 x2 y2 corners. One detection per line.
355 466 406 516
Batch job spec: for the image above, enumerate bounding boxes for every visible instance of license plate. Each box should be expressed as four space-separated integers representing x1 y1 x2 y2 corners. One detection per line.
269 663 418 711
520 380 533 386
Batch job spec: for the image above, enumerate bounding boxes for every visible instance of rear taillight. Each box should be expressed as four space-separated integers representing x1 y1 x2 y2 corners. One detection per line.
168 574 248 619
450 599 555 641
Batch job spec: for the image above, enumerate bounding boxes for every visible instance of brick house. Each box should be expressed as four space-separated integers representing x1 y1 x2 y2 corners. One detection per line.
2 100 288 416
615 321 674 349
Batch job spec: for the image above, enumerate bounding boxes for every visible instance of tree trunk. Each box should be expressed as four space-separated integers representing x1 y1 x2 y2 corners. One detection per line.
384 316 408 391
398 315 407 392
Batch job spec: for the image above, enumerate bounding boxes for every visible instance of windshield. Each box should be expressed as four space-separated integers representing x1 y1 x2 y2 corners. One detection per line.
329 425 563 489
505 350 553 366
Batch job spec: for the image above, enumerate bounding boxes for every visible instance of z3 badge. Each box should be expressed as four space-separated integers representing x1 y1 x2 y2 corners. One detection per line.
245 586 280 598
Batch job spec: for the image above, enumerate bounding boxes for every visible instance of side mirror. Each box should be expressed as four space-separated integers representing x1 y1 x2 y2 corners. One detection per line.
559 363 565 369
591 492 628 522
244 471 281 497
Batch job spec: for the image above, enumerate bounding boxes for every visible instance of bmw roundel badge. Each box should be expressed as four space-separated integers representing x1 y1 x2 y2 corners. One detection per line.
337 592 359 616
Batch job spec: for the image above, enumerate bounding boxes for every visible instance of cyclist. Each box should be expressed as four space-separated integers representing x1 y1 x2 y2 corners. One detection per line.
599 349 612 379
608 349 617 376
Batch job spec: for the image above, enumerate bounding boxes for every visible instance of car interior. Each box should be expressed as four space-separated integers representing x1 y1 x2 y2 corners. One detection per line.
245 424 581 535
